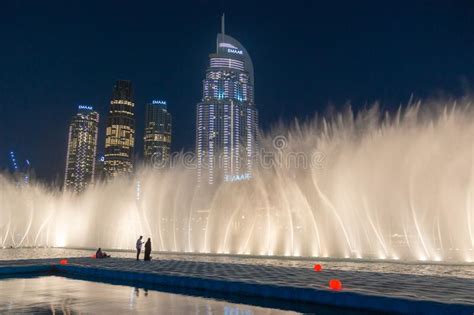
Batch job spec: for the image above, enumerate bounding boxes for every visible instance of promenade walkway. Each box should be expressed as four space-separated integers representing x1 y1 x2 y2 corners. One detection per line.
1 257 473 314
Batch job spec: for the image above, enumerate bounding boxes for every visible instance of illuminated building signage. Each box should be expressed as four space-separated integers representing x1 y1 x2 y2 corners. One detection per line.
152 100 167 105
227 48 243 55
78 105 93 110
224 173 251 182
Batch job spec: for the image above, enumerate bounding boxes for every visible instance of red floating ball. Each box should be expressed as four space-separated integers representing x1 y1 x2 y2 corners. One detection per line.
313 264 322 272
91 254 96 259
329 279 342 290
59 259 68 265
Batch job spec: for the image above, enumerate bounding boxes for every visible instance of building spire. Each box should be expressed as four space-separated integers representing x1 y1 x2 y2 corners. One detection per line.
221 13 225 35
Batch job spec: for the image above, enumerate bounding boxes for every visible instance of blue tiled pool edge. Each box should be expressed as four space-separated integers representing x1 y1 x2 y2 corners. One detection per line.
1 262 472 315
0 264 51 275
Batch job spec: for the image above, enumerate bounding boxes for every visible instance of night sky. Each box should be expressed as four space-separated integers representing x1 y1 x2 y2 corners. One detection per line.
0 1 473 182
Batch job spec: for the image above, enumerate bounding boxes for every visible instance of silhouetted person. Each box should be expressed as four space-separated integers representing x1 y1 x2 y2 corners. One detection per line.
144 238 152 261
96 248 103 258
136 236 143 261
96 248 110 258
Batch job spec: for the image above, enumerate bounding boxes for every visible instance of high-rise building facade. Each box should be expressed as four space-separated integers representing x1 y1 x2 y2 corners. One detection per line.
104 80 135 178
144 100 172 167
196 16 258 185
64 105 99 192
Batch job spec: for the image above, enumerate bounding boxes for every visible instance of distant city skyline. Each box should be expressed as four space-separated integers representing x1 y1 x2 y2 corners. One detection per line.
1 2 473 181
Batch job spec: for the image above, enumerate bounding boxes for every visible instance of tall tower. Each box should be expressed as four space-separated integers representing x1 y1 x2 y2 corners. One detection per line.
196 15 258 185
104 80 135 178
144 100 172 167
64 105 99 192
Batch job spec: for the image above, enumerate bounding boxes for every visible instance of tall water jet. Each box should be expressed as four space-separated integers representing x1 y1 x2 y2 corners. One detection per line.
1 99 473 262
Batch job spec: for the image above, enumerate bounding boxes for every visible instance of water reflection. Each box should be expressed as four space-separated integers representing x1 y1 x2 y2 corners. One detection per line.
133 287 148 297
0 276 294 314
0 274 380 314
225 306 254 315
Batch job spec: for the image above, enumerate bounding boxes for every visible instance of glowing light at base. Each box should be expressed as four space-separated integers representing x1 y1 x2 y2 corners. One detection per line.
0 100 473 263
329 279 342 290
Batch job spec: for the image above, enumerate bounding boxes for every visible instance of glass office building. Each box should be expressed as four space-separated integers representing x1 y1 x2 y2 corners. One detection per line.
196 16 258 185
104 80 135 178
144 100 172 167
64 105 99 192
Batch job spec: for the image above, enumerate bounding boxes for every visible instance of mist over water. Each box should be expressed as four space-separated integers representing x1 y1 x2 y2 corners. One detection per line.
1 99 473 262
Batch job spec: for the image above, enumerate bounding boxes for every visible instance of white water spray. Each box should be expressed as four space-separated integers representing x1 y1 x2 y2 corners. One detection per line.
1 100 473 262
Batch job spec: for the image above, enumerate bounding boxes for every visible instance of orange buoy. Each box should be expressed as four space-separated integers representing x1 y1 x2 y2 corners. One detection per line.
329 279 342 290
59 259 68 265
313 264 322 272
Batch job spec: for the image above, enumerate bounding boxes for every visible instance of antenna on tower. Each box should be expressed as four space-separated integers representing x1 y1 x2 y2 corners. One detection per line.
221 13 225 35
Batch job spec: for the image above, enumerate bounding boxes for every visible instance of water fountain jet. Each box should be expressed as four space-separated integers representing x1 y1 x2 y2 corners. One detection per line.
1 99 473 262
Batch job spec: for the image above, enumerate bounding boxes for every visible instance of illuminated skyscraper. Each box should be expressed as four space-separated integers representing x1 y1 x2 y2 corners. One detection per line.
196 15 258 185
104 80 135 178
64 105 99 192
144 100 172 167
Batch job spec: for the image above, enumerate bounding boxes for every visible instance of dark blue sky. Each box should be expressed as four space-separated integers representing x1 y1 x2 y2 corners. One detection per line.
0 1 473 182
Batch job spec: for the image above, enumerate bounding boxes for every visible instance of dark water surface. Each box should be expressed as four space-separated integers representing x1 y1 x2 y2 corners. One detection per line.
0 274 375 314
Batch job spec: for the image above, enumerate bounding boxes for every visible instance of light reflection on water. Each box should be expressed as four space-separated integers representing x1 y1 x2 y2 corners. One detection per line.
1 248 474 279
0 275 296 314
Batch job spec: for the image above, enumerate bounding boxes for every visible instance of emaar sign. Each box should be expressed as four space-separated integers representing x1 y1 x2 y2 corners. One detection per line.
152 100 167 105
227 48 243 55
78 105 93 110
224 173 251 182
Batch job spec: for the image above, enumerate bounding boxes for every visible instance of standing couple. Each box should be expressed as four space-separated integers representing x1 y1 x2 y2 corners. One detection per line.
136 236 152 261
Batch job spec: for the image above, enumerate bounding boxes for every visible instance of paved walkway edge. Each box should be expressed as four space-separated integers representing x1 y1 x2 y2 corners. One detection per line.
0 265 51 275
1 263 473 315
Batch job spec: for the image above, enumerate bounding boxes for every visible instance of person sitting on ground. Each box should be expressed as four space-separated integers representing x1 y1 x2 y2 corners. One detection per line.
96 248 110 258
144 238 152 261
